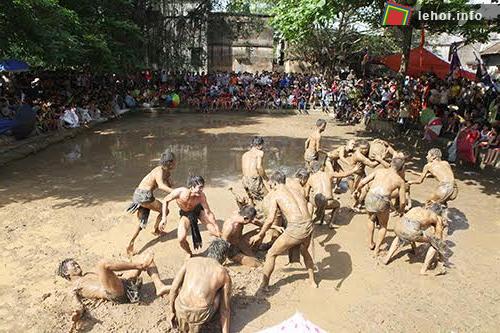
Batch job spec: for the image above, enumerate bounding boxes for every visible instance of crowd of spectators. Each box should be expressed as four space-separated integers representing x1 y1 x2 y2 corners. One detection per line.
0 69 498 167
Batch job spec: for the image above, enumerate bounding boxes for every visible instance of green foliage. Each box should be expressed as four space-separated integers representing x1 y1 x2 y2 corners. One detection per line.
0 0 143 71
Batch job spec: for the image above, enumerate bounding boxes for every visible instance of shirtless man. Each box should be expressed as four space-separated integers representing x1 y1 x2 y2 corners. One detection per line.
304 119 327 166
383 204 448 275
305 160 360 227
57 252 169 331
221 205 262 268
241 136 269 205
327 139 356 172
126 150 176 256
170 238 232 333
286 167 310 198
348 141 388 210
160 176 221 257
368 139 398 163
250 170 317 290
407 148 458 206
355 157 406 256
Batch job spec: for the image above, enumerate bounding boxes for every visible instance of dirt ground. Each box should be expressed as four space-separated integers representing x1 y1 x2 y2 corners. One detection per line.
0 112 499 333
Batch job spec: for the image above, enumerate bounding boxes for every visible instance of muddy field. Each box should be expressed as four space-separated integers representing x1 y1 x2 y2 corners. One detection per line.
0 112 499 332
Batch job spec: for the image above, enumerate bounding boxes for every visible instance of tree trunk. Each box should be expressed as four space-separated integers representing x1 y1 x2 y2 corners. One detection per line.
399 25 413 75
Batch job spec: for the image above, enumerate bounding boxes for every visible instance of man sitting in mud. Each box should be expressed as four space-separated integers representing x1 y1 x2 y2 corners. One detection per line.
241 136 269 206
221 205 263 268
126 150 176 256
169 238 232 333
250 170 317 290
383 204 448 275
160 175 221 257
407 148 458 206
57 252 169 331
348 141 388 210
304 119 327 167
355 157 406 256
305 160 360 228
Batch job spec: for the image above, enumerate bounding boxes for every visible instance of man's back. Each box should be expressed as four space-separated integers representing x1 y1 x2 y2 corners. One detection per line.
428 160 454 182
371 168 404 195
275 185 310 222
286 178 306 197
242 150 261 177
309 171 333 199
179 257 227 307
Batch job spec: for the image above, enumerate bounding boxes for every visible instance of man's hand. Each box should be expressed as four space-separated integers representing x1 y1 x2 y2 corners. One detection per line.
271 226 285 234
249 234 263 246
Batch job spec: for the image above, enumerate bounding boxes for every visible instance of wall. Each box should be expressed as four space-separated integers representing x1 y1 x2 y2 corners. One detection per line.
207 13 274 73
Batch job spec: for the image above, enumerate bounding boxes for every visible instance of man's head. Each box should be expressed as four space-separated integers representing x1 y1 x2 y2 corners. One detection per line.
390 157 405 172
346 139 356 151
160 150 176 169
206 238 231 264
358 140 370 155
427 202 447 217
251 136 264 149
269 170 286 189
427 148 442 162
310 160 323 173
316 119 327 132
295 167 310 185
239 205 257 222
57 259 82 280
187 175 205 195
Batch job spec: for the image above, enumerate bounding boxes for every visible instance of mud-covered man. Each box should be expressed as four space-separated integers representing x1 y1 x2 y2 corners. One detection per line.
250 170 317 290
221 205 265 268
169 238 232 333
160 176 221 257
241 136 269 206
57 252 169 331
407 148 458 206
305 159 360 227
304 119 327 167
383 204 448 275
126 150 176 256
355 157 406 256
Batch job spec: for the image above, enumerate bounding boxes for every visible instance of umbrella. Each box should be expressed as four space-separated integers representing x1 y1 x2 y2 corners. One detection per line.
0 59 29 72
424 117 442 141
259 312 327 333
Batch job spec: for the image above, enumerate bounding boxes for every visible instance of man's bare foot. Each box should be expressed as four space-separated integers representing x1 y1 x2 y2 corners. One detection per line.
309 280 318 288
126 244 135 258
328 222 335 229
151 229 167 236
156 284 171 297
369 243 375 251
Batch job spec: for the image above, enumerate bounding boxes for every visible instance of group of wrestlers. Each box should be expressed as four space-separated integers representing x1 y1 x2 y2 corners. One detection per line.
57 119 458 333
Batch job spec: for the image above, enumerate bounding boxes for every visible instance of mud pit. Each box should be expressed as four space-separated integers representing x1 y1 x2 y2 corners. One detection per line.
0 113 499 332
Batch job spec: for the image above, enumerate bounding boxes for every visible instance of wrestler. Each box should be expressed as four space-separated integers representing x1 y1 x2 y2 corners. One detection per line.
327 139 356 172
57 252 169 331
222 205 269 268
407 148 458 206
383 204 448 275
305 160 360 227
169 238 232 333
286 167 310 198
355 157 406 256
304 119 327 166
250 170 317 290
368 139 398 165
160 175 221 257
241 136 269 205
126 150 176 256
348 141 387 210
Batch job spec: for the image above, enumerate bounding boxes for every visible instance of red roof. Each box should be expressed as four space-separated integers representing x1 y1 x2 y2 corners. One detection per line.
377 46 476 81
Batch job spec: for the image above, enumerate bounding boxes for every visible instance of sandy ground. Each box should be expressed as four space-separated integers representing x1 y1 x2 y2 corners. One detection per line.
0 112 499 333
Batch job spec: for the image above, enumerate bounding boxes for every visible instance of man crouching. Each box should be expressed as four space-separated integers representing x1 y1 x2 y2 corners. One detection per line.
169 238 232 333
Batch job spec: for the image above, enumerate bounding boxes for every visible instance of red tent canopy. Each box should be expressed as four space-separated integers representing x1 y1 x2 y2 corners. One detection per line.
377 46 476 81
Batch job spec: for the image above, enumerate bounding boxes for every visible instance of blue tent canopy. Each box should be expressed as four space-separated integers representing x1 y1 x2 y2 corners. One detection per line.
0 60 29 72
